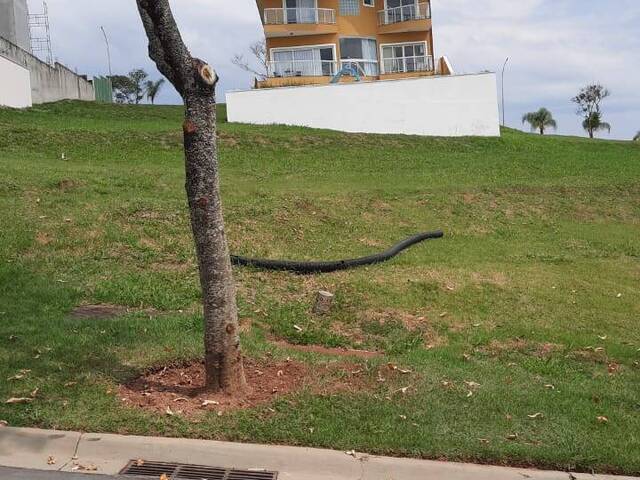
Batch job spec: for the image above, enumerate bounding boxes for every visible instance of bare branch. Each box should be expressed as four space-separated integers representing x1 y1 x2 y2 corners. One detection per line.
231 39 268 80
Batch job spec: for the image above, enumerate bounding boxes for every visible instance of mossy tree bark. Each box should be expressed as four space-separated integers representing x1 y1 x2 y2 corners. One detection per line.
136 0 247 394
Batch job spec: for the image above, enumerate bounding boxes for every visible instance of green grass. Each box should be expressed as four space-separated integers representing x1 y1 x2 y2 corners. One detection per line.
1 101 639 474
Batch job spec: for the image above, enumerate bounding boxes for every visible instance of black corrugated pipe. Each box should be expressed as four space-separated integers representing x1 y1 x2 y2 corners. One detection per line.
231 230 444 274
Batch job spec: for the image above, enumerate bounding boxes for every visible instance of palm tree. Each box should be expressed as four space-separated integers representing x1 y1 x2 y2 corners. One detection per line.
522 108 557 135
582 111 611 139
634 131 640 142
145 78 166 104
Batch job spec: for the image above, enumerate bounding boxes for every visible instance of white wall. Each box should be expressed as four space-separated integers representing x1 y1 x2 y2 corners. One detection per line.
0 54 31 108
0 36 95 104
226 73 500 137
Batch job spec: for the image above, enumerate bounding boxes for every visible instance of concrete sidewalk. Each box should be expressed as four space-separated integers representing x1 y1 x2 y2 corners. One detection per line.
0 427 636 480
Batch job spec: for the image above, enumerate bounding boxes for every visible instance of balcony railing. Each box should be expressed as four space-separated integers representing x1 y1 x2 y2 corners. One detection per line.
378 2 431 25
340 60 379 77
382 54 434 74
264 8 336 25
267 59 338 78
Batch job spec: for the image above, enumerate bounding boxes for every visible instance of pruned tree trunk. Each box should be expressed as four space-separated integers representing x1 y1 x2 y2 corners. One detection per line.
136 0 247 394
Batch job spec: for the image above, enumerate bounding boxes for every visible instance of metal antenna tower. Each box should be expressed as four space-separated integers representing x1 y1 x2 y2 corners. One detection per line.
28 1 53 65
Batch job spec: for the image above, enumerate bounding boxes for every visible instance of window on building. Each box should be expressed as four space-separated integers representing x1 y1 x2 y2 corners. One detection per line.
270 46 336 77
363 0 374 6
339 38 378 76
340 0 360 16
381 42 430 73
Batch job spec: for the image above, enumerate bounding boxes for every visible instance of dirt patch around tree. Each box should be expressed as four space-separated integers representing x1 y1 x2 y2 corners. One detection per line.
119 357 367 417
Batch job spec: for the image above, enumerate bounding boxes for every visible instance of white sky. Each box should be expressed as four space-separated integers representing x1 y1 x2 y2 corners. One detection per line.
30 0 640 139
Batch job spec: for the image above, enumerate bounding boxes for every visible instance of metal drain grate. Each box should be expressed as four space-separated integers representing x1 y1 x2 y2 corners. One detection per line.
120 460 278 480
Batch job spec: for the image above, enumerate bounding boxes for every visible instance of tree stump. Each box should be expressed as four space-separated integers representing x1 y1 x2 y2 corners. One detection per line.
313 291 334 315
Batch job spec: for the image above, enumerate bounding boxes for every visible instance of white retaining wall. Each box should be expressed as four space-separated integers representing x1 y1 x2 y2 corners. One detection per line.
0 36 95 104
0 54 31 108
226 73 500 137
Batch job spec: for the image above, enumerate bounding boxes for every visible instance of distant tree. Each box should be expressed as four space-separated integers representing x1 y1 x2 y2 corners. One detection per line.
522 108 557 135
128 69 149 104
634 131 640 142
110 69 149 105
572 84 610 138
110 75 136 104
145 78 166 104
581 111 611 138
231 39 268 80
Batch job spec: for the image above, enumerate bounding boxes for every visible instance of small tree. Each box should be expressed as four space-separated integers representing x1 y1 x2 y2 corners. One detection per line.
231 39 268 80
522 108 557 135
110 69 150 105
582 112 611 138
110 75 136 104
572 84 610 138
145 78 166 104
129 69 149 104
136 0 247 394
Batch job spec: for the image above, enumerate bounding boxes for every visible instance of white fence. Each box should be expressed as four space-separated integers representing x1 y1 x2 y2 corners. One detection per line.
226 73 500 137
381 55 433 74
264 8 336 25
0 55 32 108
378 2 431 25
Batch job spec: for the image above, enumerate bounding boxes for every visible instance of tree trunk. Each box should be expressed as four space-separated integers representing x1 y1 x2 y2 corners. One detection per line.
136 0 247 394
184 92 247 393
539 127 544 135
589 130 594 139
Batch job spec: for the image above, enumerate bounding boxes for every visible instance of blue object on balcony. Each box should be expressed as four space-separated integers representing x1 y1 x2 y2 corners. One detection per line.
330 63 362 83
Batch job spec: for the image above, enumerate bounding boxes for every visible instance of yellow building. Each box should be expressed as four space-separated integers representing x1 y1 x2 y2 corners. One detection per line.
255 0 450 88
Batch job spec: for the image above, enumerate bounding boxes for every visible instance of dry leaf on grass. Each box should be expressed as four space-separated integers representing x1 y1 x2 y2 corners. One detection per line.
201 400 220 407
544 384 555 390
597 416 609 423
165 406 175 416
345 450 357 458
506 433 519 440
527 413 544 419
5 397 32 404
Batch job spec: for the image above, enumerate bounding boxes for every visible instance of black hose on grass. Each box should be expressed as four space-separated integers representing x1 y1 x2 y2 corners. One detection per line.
231 230 444 274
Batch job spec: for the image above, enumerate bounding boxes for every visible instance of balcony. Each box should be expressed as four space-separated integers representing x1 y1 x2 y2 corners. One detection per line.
262 8 338 37
381 54 434 75
267 59 338 78
378 2 432 34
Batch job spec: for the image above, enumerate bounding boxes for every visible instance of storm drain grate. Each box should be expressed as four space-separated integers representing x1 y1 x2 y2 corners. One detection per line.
120 460 278 480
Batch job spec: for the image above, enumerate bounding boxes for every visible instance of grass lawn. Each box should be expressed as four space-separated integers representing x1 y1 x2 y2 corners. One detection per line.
1 101 639 474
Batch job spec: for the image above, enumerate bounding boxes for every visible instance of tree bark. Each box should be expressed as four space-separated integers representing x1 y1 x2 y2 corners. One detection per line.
136 0 247 393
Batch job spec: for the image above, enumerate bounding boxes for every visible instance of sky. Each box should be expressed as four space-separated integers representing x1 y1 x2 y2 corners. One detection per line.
29 0 640 140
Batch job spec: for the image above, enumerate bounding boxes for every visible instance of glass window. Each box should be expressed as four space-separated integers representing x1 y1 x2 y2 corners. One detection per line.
363 0 374 6
340 0 360 16
339 38 378 76
381 42 428 73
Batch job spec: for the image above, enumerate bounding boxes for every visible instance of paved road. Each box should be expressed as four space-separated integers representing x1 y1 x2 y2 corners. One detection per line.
0 467 116 479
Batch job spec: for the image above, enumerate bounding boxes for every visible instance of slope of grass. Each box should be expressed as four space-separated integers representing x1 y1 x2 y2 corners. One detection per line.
0 101 639 474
